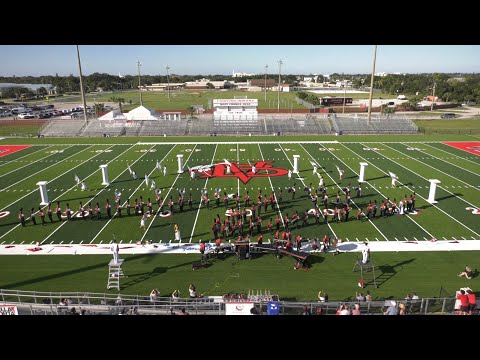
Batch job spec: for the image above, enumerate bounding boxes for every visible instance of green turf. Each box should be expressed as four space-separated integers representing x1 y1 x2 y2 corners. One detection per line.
0 125 43 136
415 119 480 135
0 134 479 300
0 251 478 301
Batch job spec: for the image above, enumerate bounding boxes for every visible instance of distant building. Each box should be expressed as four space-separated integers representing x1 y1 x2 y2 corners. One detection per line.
249 79 277 90
232 70 255 78
142 83 185 91
0 83 57 94
185 79 230 89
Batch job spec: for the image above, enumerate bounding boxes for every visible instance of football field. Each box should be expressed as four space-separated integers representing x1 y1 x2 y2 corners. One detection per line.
0 135 479 300
0 137 479 245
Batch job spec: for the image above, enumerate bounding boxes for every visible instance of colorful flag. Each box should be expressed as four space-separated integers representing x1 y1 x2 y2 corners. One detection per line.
358 278 363 288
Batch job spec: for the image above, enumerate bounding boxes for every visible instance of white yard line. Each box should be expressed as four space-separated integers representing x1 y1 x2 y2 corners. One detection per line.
90 144 176 243
0 145 75 179
346 142 480 238
278 144 337 239
38 144 142 244
385 143 480 193
140 144 198 244
0 145 55 168
0 144 98 212
258 143 285 228
188 144 218 242
328 143 435 238
1 145 89 192
300 144 388 240
425 142 480 165
361 142 480 220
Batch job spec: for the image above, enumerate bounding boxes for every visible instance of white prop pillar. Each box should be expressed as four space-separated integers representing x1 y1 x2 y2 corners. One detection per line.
293 155 300 174
359 162 368 183
100 165 110 185
177 154 184 173
36 181 49 206
427 179 441 204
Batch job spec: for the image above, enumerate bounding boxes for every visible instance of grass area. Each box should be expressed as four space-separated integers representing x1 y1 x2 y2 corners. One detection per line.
0 125 42 137
44 89 394 112
0 135 479 301
415 118 480 135
0 251 478 301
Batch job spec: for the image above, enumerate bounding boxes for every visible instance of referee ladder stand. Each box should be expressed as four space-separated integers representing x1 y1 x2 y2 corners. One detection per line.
353 258 378 288
107 259 127 290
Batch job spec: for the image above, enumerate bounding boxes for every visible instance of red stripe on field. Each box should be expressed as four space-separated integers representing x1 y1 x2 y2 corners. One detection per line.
443 142 480 157
0 145 31 158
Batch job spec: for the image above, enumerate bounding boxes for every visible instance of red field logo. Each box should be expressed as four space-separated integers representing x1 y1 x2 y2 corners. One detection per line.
443 142 480 156
198 161 288 184
0 145 31 158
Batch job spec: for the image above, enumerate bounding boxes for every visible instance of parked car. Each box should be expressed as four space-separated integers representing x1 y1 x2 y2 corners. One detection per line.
440 113 457 119
18 113 35 119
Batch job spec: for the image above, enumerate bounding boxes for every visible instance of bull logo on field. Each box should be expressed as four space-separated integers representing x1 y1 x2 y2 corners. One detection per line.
193 161 288 184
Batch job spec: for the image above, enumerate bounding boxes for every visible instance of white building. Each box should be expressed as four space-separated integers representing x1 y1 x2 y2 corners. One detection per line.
232 70 255 78
213 99 258 121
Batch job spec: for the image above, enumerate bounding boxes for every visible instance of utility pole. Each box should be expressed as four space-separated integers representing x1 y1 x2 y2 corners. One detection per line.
166 65 171 102
342 84 347 113
277 59 283 113
76 45 88 124
264 64 268 102
137 60 143 106
430 81 436 111
367 45 377 126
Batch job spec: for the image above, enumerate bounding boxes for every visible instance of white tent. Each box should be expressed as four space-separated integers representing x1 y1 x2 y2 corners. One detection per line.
98 109 126 121
125 106 160 121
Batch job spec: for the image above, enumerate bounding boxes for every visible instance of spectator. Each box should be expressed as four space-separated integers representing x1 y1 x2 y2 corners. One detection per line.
150 288 160 302
458 266 473 279
356 292 366 302
189 284 197 298
398 303 406 315
318 290 328 302
172 289 181 302
384 301 398 315
351 304 361 315
457 290 469 315
365 291 373 302
302 305 311 315
411 292 419 301
178 308 190 315
467 290 476 315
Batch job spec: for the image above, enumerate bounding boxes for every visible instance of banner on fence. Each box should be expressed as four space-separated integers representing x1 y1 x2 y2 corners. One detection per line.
0 304 18 315
225 302 254 315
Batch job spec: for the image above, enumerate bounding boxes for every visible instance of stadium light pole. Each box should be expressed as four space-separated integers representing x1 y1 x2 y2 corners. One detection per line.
342 84 346 113
137 60 143 106
76 45 88 125
166 65 171 102
277 59 283 113
367 45 377 126
430 80 436 111
264 64 268 102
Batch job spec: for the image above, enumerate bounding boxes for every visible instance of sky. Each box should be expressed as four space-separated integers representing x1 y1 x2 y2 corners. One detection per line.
0 45 478 77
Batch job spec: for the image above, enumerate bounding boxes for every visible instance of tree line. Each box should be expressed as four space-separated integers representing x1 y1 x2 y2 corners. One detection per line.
1 73 479 104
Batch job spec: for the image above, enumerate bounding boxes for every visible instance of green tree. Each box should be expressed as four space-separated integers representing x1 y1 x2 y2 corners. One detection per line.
405 95 422 110
206 82 215 89
187 106 195 118
37 87 47 97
